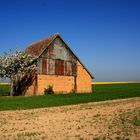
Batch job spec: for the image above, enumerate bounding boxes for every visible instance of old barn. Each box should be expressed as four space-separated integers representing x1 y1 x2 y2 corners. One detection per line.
25 34 93 95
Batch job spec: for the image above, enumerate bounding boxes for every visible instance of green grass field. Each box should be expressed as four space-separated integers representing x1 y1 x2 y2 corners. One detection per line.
0 84 10 95
0 83 140 111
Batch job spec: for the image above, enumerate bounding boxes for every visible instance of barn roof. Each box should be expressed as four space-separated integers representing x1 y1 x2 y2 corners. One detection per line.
25 34 94 79
25 34 58 56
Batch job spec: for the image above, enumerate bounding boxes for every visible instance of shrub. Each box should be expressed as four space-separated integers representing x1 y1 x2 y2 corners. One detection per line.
44 85 54 95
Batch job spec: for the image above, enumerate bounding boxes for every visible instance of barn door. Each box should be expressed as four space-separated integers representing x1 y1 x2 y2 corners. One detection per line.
55 59 64 75
42 59 47 75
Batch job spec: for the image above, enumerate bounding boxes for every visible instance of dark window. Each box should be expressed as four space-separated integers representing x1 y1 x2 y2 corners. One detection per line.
42 59 47 75
55 59 64 75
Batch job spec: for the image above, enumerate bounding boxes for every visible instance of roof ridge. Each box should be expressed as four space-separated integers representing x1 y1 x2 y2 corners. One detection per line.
27 33 59 48
25 33 59 56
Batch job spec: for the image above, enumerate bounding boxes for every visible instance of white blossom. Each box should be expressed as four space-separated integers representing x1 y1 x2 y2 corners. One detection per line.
0 50 37 95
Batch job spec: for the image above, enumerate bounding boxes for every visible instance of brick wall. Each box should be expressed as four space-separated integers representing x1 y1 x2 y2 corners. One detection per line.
37 75 75 95
76 61 92 93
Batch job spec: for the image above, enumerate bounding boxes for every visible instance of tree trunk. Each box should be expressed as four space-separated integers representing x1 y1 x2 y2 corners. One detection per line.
10 78 14 96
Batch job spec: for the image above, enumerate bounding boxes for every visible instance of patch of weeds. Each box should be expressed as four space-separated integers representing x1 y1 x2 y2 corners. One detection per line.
119 113 130 135
79 104 93 110
24 131 38 137
116 137 122 140
93 136 107 140
77 126 81 130
67 126 72 130
16 131 41 139
79 138 84 140
132 116 140 126
93 137 100 140
108 125 112 130
107 110 137 137
11 127 18 132
102 137 106 140
120 114 125 125
0 118 8 126
93 114 101 118
75 134 80 138
91 113 102 124
115 136 130 140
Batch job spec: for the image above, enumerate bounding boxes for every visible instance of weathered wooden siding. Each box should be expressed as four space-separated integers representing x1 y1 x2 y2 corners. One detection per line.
38 37 77 76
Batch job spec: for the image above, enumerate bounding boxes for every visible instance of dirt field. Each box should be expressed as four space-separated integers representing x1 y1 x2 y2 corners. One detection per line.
0 98 140 140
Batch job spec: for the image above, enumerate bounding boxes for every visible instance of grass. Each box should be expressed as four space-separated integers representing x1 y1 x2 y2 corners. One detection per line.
92 81 140 85
0 83 140 111
0 85 10 95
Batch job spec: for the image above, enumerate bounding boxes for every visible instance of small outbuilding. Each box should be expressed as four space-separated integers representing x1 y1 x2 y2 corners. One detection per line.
25 33 93 95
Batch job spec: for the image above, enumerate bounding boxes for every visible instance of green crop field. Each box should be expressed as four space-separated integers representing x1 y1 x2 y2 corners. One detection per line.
0 84 10 95
0 83 140 111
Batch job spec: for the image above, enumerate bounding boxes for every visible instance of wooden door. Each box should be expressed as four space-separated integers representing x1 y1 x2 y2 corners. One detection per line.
42 59 47 75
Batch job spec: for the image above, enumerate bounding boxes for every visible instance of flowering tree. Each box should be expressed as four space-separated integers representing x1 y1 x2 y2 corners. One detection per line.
0 50 37 96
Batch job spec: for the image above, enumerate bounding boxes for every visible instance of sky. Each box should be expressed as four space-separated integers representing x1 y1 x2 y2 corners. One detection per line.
0 0 140 81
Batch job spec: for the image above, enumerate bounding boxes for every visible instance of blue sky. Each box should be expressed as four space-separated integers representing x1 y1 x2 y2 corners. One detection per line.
0 0 140 81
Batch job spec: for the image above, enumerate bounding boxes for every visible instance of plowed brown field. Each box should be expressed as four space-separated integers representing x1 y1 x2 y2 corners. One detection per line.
0 98 140 140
